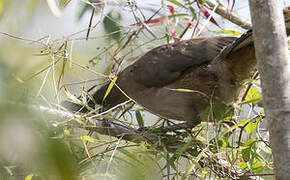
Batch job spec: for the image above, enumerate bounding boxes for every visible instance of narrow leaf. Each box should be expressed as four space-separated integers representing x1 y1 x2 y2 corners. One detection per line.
167 0 185 8
103 76 118 101
210 30 242 36
0 0 3 16
25 174 38 180
146 17 166 25
135 110 144 127
189 6 197 19
222 119 249 135
59 0 71 8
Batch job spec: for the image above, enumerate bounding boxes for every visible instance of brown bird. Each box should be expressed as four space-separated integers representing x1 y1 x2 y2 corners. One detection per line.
62 7 290 127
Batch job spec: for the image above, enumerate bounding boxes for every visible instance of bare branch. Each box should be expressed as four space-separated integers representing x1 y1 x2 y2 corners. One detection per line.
249 0 290 179
204 0 252 29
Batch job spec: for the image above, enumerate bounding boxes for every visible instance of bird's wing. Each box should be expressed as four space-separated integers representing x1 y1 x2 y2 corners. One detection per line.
128 36 236 87
213 30 253 62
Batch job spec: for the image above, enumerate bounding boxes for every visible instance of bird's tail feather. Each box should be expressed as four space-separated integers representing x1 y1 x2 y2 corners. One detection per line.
216 6 290 61
233 6 290 52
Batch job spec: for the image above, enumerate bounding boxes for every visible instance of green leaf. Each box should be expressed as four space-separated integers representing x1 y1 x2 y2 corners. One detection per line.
200 170 209 179
59 0 71 9
80 135 96 143
217 137 227 148
189 6 197 19
167 0 185 8
64 129 71 136
25 174 38 180
210 30 242 37
135 110 144 127
0 0 3 16
245 119 259 136
103 10 122 41
251 160 264 173
244 139 256 147
237 161 248 170
3 166 16 176
199 103 233 122
168 13 188 18
222 119 249 135
74 118 86 125
103 76 118 101
81 87 97 106
239 98 261 105
244 87 261 105
237 160 264 173
242 140 257 162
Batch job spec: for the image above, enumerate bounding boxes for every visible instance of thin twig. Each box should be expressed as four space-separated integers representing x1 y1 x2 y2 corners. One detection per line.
86 8 95 40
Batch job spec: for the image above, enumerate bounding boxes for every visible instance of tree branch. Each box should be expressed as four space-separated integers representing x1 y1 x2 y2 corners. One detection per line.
36 105 144 142
204 0 252 29
248 0 290 179
32 104 245 178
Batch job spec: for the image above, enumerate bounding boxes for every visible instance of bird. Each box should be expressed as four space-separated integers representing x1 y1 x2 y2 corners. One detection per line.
62 7 290 127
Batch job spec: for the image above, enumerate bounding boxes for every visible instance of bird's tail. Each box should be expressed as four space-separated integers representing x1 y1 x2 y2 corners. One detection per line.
215 6 290 61
234 6 290 53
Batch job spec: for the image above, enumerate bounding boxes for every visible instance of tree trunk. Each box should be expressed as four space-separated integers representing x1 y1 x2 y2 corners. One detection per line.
248 0 290 179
